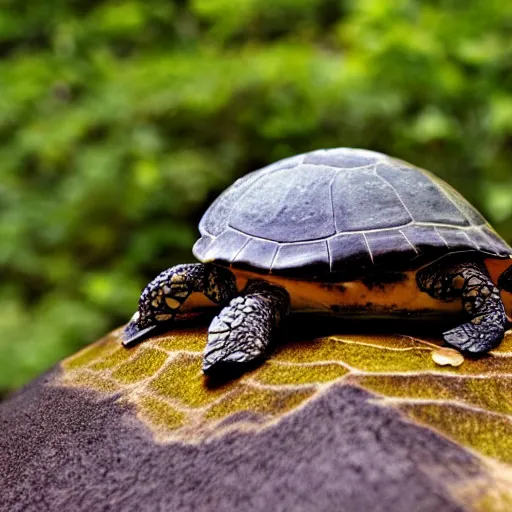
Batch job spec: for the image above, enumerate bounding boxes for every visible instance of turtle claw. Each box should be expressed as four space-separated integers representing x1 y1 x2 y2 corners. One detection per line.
122 313 160 347
202 351 262 377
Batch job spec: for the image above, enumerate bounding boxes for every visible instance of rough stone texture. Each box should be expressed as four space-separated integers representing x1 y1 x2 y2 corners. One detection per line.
0 374 482 512
2 326 512 512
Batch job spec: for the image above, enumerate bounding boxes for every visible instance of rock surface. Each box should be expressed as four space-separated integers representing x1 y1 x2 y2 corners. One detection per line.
1 323 512 512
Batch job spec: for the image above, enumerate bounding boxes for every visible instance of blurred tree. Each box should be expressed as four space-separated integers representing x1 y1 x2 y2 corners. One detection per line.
1 0 511 393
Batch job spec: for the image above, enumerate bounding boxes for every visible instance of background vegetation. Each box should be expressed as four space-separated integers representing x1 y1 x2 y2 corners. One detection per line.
1 0 512 394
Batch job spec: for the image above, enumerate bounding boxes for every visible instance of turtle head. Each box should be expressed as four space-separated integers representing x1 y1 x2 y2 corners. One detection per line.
122 277 175 347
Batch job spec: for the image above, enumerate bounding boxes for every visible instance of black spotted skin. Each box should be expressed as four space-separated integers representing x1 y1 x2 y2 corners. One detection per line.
123 263 237 346
194 148 512 279
417 260 508 353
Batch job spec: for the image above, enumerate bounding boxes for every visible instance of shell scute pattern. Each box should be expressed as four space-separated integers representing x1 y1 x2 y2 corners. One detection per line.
272 240 330 276
331 165 413 231
60 325 512 469
194 148 511 278
233 238 279 271
376 163 471 226
364 229 417 266
328 233 373 272
230 164 338 243
198 153 304 238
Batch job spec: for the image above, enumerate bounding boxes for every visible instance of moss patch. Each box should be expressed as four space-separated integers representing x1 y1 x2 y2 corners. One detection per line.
89 346 134 371
148 353 237 408
66 370 121 393
354 374 512 416
154 328 207 353
339 334 434 350
274 336 512 376
135 394 186 430
274 337 435 372
205 385 314 421
254 362 348 385
63 338 118 370
112 348 168 384
401 403 512 465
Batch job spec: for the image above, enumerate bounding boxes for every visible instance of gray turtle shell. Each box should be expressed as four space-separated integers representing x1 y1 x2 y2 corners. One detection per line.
193 148 512 280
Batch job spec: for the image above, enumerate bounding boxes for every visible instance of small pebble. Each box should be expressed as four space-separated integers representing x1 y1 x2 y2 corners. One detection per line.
432 347 464 367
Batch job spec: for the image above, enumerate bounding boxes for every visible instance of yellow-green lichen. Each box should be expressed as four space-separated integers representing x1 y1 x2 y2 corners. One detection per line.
135 394 186 430
205 385 314 420
461 354 512 376
400 403 512 465
148 353 237 408
153 328 206 353
89 346 134 371
63 337 119 370
353 374 456 401
274 337 435 372
274 335 512 376
111 347 169 384
64 370 121 393
339 334 434 350
254 362 348 385
463 377 512 416
353 374 512 416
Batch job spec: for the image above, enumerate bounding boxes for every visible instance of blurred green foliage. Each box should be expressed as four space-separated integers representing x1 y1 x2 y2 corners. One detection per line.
1 0 512 394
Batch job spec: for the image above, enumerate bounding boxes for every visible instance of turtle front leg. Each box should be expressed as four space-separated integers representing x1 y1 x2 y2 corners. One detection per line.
123 263 237 346
203 281 290 374
417 260 508 353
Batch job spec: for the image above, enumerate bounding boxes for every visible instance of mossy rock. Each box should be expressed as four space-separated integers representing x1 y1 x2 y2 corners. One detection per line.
1 323 512 511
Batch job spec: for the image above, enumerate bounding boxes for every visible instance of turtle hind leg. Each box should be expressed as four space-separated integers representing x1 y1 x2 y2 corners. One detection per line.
417 260 508 353
123 263 237 346
203 281 290 375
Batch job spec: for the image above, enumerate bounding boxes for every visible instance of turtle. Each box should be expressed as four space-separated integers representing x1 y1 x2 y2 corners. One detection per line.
123 147 512 374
